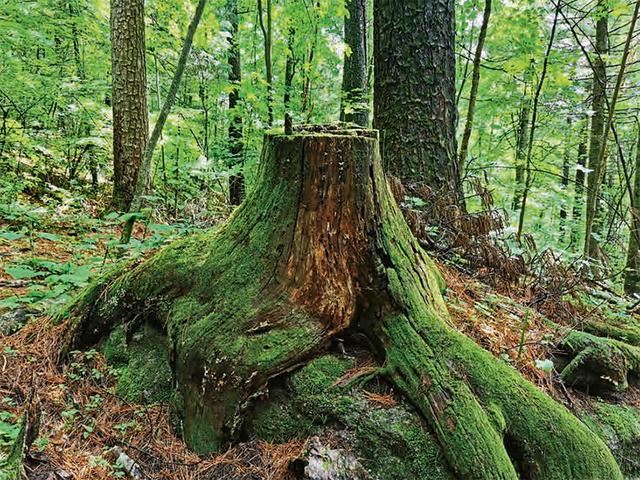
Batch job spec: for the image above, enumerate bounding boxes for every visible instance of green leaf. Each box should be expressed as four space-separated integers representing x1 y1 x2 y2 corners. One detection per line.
0 231 25 241
36 232 60 242
4 266 39 279
535 359 554 373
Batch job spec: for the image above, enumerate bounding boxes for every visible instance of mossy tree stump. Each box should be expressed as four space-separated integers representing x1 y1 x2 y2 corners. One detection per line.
63 127 622 479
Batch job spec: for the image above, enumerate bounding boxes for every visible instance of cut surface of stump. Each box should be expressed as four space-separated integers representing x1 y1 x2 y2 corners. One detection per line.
61 126 622 479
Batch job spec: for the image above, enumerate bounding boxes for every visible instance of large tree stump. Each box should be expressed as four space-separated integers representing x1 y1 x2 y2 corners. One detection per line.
61 127 621 479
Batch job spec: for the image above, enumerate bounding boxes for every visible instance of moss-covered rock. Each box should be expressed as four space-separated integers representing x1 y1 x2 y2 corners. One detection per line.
102 323 172 403
245 355 453 480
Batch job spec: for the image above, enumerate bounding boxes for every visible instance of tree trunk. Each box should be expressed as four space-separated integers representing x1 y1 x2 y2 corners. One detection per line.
570 119 589 248
584 3 608 258
373 0 461 204
64 126 621 480
228 0 245 205
559 117 572 236
120 0 208 243
257 0 273 126
284 26 296 111
340 0 369 127
624 130 640 294
109 0 149 212
458 0 492 169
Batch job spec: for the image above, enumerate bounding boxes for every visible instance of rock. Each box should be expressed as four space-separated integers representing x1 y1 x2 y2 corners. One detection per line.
0 309 38 336
295 437 371 480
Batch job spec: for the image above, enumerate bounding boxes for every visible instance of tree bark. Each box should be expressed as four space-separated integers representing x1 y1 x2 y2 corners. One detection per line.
512 90 531 211
584 2 608 258
585 0 639 259
559 117 572 236
458 0 492 169
340 0 369 127
65 126 622 480
109 0 149 212
570 119 589 248
284 26 296 111
624 129 640 294
516 4 560 240
257 0 273 126
120 0 208 243
373 0 461 205
227 0 245 205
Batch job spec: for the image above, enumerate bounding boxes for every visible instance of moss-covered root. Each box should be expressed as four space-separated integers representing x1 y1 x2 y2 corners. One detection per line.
59 128 623 478
370 169 622 479
557 330 640 393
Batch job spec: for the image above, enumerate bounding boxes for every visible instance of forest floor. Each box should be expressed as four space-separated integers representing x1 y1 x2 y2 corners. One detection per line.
2 192 640 479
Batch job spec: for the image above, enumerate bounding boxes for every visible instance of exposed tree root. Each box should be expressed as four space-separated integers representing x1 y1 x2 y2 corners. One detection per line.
59 127 623 479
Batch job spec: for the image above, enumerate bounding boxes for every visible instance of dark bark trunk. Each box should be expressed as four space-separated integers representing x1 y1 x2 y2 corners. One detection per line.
120 0 208 243
65 126 621 480
257 0 273 126
559 117 572 235
458 0 492 169
284 26 296 111
516 5 560 240
584 3 608 258
373 0 461 205
109 0 149 212
511 73 532 211
624 130 640 294
340 0 369 127
228 0 245 205
571 119 589 247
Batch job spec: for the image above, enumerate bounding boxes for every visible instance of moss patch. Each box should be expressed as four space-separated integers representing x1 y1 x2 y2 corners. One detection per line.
102 323 172 403
245 355 452 480
582 402 640 478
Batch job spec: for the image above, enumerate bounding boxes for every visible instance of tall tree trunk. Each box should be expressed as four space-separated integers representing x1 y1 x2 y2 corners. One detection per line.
624 129 640 294
512 91 531 211
284 26 296 111
584 2 608 258
109 0 149 212
571 118 589 248
458 0 492 169
374 0 461 205
257 0 273 126
228 0 245 205
120 0 208 243
65 125 622 479
516 4 560 240
585 0 639 260
340 0 369 127
559 117 572 236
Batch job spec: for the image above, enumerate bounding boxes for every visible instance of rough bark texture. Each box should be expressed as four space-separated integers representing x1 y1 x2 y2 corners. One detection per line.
584 3 608 258
227 0 245 205
373 0 461 203
109 0 149 213
340 0 369 127
62 127 621 479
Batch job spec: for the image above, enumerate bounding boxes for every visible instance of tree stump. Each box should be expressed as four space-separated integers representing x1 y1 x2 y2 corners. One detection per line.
61 126 621 479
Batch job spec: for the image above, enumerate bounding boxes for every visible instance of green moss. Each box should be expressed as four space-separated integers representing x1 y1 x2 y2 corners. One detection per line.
246 355 453 480
375 164 622 479
103 324 172 403
583 402 640 478
558 330 640 393
102 325 128 365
